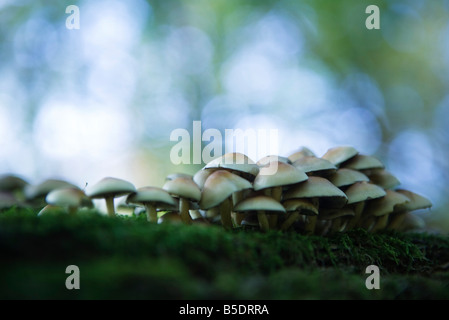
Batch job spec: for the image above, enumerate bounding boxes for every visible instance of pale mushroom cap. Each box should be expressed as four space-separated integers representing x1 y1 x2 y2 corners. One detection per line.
364 169 401 190
363 189 410 217
234 195 286 213
86 177 136 199
126 186 177 208
321 146 359 166
204 152 260 176
287 147 316 163
162 177 201 202
46 187 93 208
395 189 432 212
282 198 318 216
341 154 384 171
193 169 215 190
25 179 79 200
328 168 370 188
256 155 291 166
344 181 387 204
165 173 193 181
283 176 348 207
37 204 64 216
199 170 252 209
253 161 308 191
292 156 337 175
0 174 29 192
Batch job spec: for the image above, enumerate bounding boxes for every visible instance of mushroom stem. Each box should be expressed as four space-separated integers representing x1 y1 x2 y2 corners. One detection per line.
270 187 283 229
68 206 77 216
304 198 319 235
329 217 342 234
232 192 245 226
179 198 193 225
280 211 300 231
372 214 389 232
220 197 233 229
105 196 116 217
144 204 158 223
346 202 365 230
257 210 270 232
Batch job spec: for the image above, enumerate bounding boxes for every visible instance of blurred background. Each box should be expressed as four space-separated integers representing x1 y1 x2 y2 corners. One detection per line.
0 0 448 231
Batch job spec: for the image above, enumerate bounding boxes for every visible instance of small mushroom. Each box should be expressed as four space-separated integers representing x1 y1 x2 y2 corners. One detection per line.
256 155 292 165
0 174 29 203
199 170 252 229
233 195 286 232
363 169 401 190
321 146 359 167
387 189 432 231
361 189 410 232
162 177 201 225
86 177 136 217
283 176 348 234
340 154 384 171
127 187 177 223
328 168 370 189
280 198 318 232
254 161 308 229
287 147 316 163
45 187 93 215
318 207 355 235
25 178 80 208
292 156 337 177
343 181 387 230
203 152 259 181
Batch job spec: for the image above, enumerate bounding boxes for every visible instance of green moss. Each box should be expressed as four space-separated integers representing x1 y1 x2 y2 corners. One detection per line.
0 207 448 299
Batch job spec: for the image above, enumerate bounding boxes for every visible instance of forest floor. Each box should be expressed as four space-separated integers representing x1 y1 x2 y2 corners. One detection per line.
1 207 449 300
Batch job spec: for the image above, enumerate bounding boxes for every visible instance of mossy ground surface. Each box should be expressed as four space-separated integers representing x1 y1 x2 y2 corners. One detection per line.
1 207 449 300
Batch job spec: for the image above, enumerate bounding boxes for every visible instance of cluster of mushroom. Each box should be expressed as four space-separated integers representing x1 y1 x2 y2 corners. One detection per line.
0 146 432 235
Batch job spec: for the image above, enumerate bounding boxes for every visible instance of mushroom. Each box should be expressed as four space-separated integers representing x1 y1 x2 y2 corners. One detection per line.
387 189 432 231
86 177 136 217
193 169 214 190
363 169 401 190
321 146 359 167
283 176 348 235
340 154 384 171
256 155 292 165
0 174 29 203
361 189 410 232
162 177 201 225
328 168 370 189
25 178 80 208
280 198 318 232
126 187 177 223
45 187 93 215
317 207 355 235
37 204 65 216
343 181 387 230
253 160 308 228
233 195 286 232
292 156 337 177
203 152 259 182
287 147 316 163
199 170 252 229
